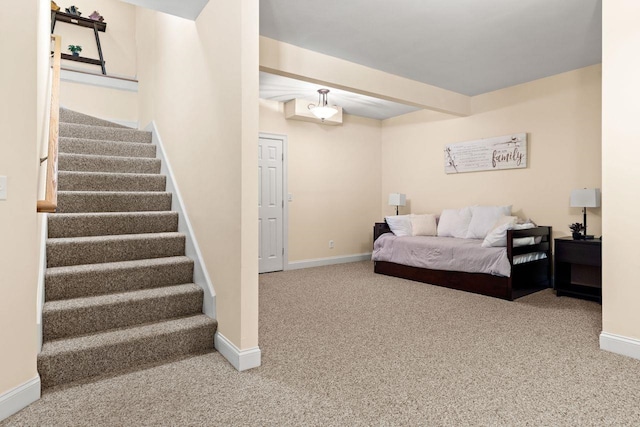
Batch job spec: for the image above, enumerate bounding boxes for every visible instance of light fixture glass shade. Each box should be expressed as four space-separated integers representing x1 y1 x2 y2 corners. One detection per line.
570 188 601 208
388 193 406 206
309 88 339 121
310 106 339 120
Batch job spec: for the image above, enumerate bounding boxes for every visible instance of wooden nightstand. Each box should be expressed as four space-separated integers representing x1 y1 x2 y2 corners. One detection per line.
554 237 602 303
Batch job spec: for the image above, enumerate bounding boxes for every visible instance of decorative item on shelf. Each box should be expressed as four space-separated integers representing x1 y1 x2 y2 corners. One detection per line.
68 45 82 57
65 5 81 16
570 188 601 239
388 193 406 216
308 89 339 122
51 1 60 11
569 223 584 240
88 10 104 22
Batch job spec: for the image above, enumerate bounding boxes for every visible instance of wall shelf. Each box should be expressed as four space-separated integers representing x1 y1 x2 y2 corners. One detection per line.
60 54 102 66
51 10 107 75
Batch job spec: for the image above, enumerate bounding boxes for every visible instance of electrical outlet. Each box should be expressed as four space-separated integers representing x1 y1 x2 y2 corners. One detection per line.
0 176 6 200
329 240 334 249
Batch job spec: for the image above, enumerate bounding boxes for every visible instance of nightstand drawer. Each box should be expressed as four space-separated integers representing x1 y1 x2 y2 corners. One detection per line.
555 241 601 266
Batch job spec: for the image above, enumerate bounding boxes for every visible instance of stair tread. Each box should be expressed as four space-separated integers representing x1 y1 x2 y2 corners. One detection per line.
59 137 150 146
40 315 215 356
57 190 171 196
42 283 203 341
46 255 192 276
58 153 161 175
59 123 152 143
58 152 160 163
56 191 171 214
44 283 201 312
59 137 156 158
47 231 184 244
60 108 129 128
44 256 195 301
60 136 149 144
47 211 178 238
50 211 177 218
58 171 164 178
58 173 167 192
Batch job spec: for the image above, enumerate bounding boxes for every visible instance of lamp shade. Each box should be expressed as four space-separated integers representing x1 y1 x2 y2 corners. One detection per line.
388 193 406 206
310 106 339 120
570 188 600 208
309 88 339 121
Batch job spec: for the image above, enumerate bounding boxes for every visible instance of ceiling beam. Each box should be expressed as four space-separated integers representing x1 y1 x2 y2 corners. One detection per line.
259 37 470 117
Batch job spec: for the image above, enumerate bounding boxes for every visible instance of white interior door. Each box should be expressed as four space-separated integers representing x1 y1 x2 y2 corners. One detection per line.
258 137 284 273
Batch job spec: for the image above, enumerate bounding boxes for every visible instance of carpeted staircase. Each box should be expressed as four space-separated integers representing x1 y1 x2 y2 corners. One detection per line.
38 108 217 388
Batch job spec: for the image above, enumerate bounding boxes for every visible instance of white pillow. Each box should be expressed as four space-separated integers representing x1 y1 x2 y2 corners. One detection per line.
437 207 472 238
411 214 437 236
482 222 536 247
466 205 512 239
493 215 518 229
385 215 412 237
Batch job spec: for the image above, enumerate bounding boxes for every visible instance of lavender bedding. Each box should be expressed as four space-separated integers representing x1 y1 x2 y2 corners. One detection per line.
372 234 513 277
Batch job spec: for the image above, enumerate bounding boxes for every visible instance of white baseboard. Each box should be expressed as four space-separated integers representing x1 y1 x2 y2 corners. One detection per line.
0 376 40 422
145 121 216 319
600 331 640 361
37 214 47 353
111 119 139 129
214 333 261 371
286 253 372 270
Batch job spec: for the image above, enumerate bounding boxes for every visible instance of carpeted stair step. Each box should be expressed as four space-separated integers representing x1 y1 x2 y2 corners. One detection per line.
48 212 179 238
59 171 167 192
42 284 204 341
47 232 186 268
59 137 156 158
59 153 161 174
59 122 152 143
60 108 129 128
57 191 172 213
38 314 216 388
45 256 195 301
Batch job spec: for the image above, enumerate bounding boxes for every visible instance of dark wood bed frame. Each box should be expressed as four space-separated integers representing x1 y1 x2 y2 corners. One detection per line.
373 222 552 301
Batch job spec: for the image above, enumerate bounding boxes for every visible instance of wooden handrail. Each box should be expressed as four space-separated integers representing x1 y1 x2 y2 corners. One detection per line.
37 34 61 213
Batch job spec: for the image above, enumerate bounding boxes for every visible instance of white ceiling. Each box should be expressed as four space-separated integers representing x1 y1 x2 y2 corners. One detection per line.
260 0 602 105
119 0 209 20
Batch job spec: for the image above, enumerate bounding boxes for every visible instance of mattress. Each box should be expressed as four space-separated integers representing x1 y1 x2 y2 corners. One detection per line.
372 234 546 277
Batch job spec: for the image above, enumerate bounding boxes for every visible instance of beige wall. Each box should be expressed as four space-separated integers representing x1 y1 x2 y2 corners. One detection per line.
53 0 137 78
381 65 602 238
0 0 44 400
60 81 139 124
259 99 382 261
135 0 259 350
602 1 640 340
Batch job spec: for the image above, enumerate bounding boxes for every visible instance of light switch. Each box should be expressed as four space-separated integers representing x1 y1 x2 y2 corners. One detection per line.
287 193 293 202
0 176 6 200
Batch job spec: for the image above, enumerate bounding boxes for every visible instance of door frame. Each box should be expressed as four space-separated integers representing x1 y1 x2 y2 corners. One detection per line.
259 132 288 271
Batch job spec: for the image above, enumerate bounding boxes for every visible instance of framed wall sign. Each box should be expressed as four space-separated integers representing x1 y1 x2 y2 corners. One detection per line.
444 133 527 174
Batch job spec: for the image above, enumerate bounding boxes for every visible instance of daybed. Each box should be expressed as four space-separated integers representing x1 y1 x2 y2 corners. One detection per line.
372 221 552 301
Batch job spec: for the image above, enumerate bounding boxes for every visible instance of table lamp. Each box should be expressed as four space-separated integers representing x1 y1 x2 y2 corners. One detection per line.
570 188 600 239
388 193 406 215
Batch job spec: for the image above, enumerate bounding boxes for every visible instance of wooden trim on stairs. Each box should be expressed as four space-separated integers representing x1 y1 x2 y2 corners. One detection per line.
38 34 61 213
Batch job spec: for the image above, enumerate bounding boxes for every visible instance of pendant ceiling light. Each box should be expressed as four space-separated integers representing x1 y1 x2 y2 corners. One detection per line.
308 89 339 121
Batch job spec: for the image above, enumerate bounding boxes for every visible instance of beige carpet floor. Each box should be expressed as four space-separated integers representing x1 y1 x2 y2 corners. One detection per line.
4 261 640 426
